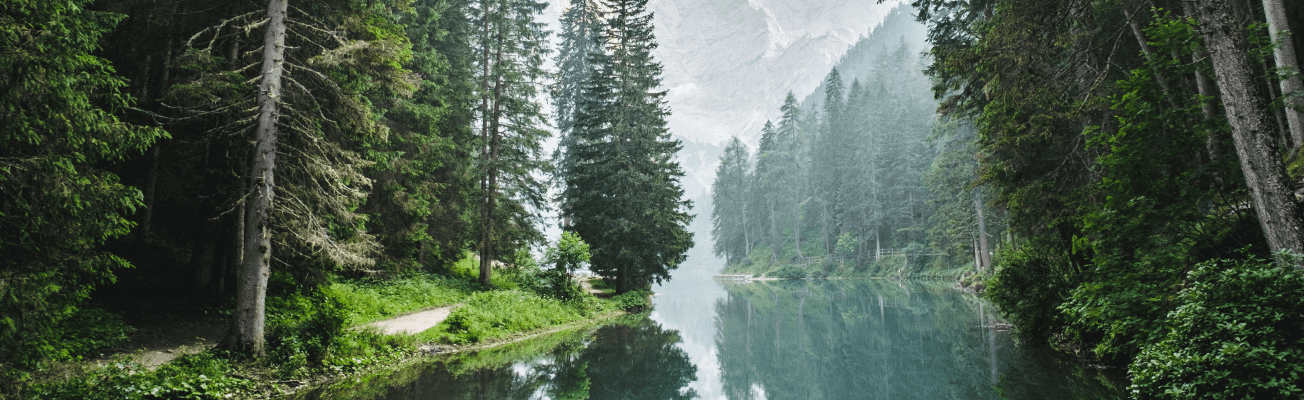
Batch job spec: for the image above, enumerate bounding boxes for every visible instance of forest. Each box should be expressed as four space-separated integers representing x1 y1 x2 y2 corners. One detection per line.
0 0 691 396
710 0 1304 397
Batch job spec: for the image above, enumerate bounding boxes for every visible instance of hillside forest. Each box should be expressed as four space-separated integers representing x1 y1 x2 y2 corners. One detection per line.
710 0 1304 397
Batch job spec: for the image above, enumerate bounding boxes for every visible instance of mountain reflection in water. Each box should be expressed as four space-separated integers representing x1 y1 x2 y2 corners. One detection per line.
298 276 1124 400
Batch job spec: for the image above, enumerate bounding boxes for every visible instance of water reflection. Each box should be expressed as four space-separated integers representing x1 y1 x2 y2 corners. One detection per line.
299 278 1124 400
710 280 1123 400
299 315 697 400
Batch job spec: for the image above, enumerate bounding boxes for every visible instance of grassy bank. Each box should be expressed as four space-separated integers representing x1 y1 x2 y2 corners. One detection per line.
8 256 650 400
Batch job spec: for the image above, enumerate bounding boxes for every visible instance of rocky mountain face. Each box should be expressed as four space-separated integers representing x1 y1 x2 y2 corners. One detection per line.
647 0 918 201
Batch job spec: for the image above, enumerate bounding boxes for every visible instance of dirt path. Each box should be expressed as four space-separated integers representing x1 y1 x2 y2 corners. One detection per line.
104 304 458 370
99 308 226 370
362 305 458 335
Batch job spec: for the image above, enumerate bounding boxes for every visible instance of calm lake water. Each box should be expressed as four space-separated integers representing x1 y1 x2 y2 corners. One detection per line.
298 262 1126 400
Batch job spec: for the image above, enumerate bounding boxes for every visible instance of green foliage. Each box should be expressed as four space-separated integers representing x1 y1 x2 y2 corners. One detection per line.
545 232 592 274
608 290 652 312
984 242 1076 344
1130 256 1304 399
425 290 586 344
769 265 808 279
529 232 592 301
24 352 248 400
51 308 133 362
266 294 349 374
563 0 693 294
0 0 165 369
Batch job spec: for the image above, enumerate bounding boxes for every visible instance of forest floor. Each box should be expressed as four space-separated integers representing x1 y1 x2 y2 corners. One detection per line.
93 304 227 370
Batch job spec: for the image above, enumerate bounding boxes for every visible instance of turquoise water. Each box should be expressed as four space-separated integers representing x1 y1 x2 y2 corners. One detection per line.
299 267 1125 399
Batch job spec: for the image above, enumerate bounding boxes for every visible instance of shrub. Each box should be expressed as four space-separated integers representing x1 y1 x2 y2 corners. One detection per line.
266 292 349 377
769 265 807 279
25 352 247 400
1129 256 1304 399
609 290 651 312
984 242 1076 344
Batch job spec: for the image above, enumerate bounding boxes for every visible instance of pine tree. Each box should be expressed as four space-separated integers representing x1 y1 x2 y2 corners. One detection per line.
0 0 166 366
563 0 693 293
712 137 751 264
553 0 604 201
471 0 553 285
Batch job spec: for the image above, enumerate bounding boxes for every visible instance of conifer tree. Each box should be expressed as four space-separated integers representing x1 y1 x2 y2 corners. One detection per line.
471 0 553 285
0 0 165 365
553 0 604 200
712 137 751 264
563 0 693 293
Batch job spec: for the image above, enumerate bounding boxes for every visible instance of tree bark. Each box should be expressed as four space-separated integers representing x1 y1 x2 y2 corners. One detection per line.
1124 6 1175 106
974 187 991 271
479 10 506 287
138 143 161 242
1196 0 1304 264
1263 0 1304 151
229 0 288 357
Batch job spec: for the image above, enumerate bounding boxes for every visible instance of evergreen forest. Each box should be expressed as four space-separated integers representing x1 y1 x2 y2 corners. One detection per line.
0 0 690 395
5 0 1304 397
709 0 1304 397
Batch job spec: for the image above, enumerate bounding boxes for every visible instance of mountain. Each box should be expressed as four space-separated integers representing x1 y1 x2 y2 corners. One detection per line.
646 0 919 202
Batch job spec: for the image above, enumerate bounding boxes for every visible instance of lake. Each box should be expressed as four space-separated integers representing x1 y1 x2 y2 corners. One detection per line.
297 266 1125 399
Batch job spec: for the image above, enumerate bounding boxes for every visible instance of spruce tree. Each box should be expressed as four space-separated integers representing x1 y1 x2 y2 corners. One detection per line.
712 137 751 264
471 0 553 285
552 0 603 202
563 0 692 293
0 0 165 365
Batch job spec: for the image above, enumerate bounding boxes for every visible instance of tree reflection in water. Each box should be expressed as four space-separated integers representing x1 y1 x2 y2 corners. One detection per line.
299 314 697 400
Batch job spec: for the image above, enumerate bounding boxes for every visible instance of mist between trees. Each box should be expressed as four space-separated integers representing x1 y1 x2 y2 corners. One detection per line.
710 0 1304 398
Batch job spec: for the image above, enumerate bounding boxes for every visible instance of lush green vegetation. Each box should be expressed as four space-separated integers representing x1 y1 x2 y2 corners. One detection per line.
11 249 650 399
703 0 1304 397
910 0 1304 398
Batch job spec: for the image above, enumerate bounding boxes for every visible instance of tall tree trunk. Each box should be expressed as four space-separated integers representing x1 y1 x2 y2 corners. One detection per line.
1124 6 1175 105
792 200 803 260
477 0 496 287
1196 0 1304 264
1183 2 1228 164
228 0 288 357
974 187 991 271
138 144 161 242
479 17 506 288
1263 0 1304 151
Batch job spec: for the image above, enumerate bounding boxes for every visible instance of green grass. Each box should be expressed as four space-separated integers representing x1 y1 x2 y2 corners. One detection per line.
416 290 587 344
327 273 477 325
416 288 651 344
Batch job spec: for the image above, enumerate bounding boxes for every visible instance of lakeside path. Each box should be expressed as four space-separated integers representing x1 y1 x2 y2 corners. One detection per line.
362 305 458 335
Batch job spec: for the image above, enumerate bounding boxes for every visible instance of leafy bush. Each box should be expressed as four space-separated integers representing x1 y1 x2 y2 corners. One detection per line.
985 242 1077 344
266 293 349 376
609 290 651 312
768 265 807 279
25 352 247 400
1129 256 1304 399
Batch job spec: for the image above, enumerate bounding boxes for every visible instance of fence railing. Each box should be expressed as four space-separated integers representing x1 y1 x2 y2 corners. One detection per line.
712 274 753 283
